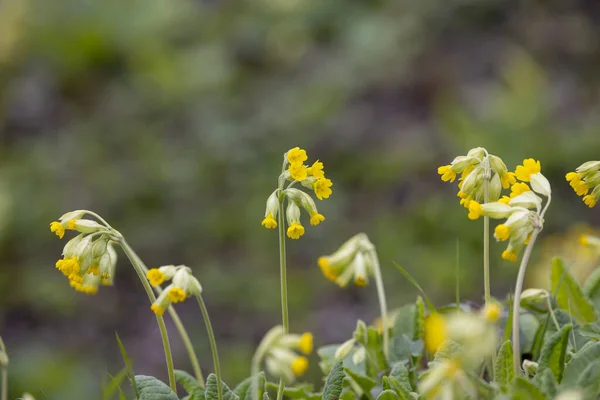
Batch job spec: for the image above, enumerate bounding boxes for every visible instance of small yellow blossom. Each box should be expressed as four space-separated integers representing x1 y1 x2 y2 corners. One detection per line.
287 222 305 239
291 356 309 376
299 333 313 354
167 287 187 303
482 303 502 322
289 162 308 181
307 160 324 179
50 221 65 239
583 194 597 208
67 219 76 230
510 182 531 198
574 181 590 196
262 213 278 229
467 201 482 220
318 257 338 282
515 158 541 182
286 147 308 164
309 212 325 226
437 165 457 182
424 313 447 354
566 172 581 186
500 172 516 189
151 304 165 316
502 249 518 262
147 268 166 286
354 275 368 287
313 178 333 200
579 235 589 246
87 264 99 276
495 224 510 241
498 196 510 205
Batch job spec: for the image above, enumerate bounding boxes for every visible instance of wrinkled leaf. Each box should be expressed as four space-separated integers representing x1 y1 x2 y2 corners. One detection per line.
134 375 179 400
389 363 412 393
538 324 572 383
494 340 514 392
205 373 239 400
551 257 597 324
580 322 600 341
322 360 345 400
562 341 600 388
575 360 600 400
175 370 204 395
343 368 375 395
376 390 399 400
265 382 320 400
535 369 557 399
510 376 547 400
232 372 265 400
583 267 600 311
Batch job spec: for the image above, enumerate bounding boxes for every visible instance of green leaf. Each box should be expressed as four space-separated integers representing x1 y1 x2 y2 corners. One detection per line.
504 296 514 344
531 314 551 361
322 360 345 400
494 340 514 392
387 378 409 400
376 390 399 400
205 373 239 400
580 322 600 341
562 341 600 388
510 376 547 400
389 363 412 394
432 340 461 364
538 324 572 383
103 368 129 400
551 257 597 324
467 373 495 399
583 267 600 311
232 373 265 400
116 332 139 398
263 393 270 400
414 297 425 342
535 369 557 399
392 263 435 312
343 368 375 395
134 375 179 400
175 370 204 395
265 383 320 400
575 360 600 400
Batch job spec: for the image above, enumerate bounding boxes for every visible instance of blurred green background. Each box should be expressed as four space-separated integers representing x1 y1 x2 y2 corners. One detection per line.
1 0 600 398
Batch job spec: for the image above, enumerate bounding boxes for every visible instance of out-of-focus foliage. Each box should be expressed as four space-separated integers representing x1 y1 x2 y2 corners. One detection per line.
1 0 600 398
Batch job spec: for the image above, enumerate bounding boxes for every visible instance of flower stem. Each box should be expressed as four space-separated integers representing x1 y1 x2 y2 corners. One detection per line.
276 196 289 400
196 295 223 400
0 336 7 400
512 228 541 376
120 240 177 392
482 166 494 380
371 250 389 362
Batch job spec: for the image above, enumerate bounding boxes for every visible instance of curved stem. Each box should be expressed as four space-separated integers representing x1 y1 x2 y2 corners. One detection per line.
0 336 7 400
196 295 223 400
371 250 389 362
120 240 177 391
512 228 541 376
276 196 289 400
482 162 494 380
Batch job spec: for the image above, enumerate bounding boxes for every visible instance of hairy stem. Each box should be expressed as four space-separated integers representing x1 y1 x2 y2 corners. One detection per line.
371 250 390 361
482 166 494 380
276 196 289 400
0 336 7 400
512 228 541 375
196 295 223 400
120 240 177 391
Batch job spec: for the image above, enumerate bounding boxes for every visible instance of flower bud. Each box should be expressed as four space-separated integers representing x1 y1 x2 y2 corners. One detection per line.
70 219 105 234
460 166 483 194
488 172 502 202
509 192 542 210
59 210 86 222
285 201 302 225
62 234 85 258
530 173 551 197
92 238 109 258
450 156 477 173
522 360 538 377
488 155 508 176
481 203 513 219
466 147 486 160
577 161 600 175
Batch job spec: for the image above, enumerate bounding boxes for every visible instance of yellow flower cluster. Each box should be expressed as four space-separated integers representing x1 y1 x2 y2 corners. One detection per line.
50 211 117 294
261 147 332 239
146 265 202 316
256 326 313 383
566 161 600 208
317 233 374 287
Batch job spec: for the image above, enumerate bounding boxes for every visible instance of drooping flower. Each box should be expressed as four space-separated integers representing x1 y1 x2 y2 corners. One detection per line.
515 158 541 182
307 160 324 178
313 178 333 200
149 266 202 315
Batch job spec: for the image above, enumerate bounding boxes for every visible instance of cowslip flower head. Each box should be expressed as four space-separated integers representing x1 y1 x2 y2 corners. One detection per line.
514 158 541 182
254 326 313 383
149 265 202 316
317 233 376 287
567 161 600 207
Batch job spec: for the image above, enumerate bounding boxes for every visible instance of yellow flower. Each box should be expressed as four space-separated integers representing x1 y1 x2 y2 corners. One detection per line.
50 221 65 239
498 196 510 205
467 201 482 220
286 147 308 164
354 275 368 287
510 182 530 198
87 264 99 276
299 333 313 355
313 178 333 200
583 194 597 208
287 222 305 239
502 249 518 262
67 219 76 230
290 356 309 376
495 224 510 241
307 160 324 179
309 212 325 226
56 257 80 277
318 257 338 282
460 196 472 209
574 181 590 196
500 172 516 189
151 304 165 316
579 235 589 246
437 165 457 182
424 313 447 354
482 303 502 322
514 158 541 182
167 287 187 303
289 162 308 181
147 268 166 286
566 172 581 187
262 213 278 229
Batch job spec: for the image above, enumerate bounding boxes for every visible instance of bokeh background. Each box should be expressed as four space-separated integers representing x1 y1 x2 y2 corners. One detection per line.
1 0 600 398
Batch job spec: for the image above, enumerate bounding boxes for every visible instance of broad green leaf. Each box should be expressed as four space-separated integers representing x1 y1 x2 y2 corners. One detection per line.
103 368 129 400
376 390 399 400
387 377 410 400
134 375 179 400
343 368 375 395
520 313 541 354
116 332 139 398
265 382 320 400
175 370 203 394
389 363 412 393
583 267 600 310
205 373 239 400
510 376 547 400
538 324 572 383
562 341 600 388
551 257 597 324
494 340 514 392
535 369 557 399
580 322 600 341
531 314 551 361
232 373 265 400
575 360 600 400
322 360 345 400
